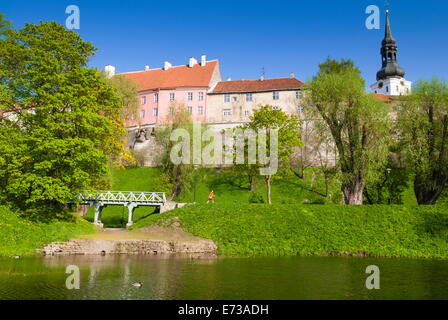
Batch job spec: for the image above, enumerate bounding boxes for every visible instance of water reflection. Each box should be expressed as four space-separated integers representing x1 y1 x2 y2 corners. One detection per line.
0 255 447 300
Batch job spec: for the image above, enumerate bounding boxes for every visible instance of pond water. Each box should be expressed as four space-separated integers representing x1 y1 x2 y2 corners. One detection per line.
0 255 447 300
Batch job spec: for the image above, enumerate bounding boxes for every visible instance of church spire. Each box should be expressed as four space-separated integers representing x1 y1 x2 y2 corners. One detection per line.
376 9 405 81
384 10 395 41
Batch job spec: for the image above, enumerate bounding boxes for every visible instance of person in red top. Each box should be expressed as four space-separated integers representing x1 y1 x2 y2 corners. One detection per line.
207 190 215 203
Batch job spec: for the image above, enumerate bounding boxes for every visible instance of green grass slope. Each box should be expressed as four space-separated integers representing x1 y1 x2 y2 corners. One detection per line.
84 167 164 227
0 206 95 256
131 203 448 258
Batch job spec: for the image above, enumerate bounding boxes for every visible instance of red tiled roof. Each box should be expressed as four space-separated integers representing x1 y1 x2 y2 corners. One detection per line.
373 93 392 102
117 60 219 92
211 77 304 94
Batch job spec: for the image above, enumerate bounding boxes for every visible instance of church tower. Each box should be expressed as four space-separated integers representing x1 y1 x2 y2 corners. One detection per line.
371 10 412 96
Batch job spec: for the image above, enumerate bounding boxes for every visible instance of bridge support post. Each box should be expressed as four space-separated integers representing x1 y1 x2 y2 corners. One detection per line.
93 202 104 228
126 203 138 229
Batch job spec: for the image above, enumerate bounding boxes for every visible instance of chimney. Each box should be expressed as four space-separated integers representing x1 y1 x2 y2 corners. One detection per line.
145 65 150 71
104 65 116 79
200 55 206 66
226 77 232 81
260 74 264 81
164 61 172 70
289 72 295 78
188 57 198 68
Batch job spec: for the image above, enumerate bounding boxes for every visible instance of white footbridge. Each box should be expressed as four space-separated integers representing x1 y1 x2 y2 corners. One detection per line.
78 191 167 228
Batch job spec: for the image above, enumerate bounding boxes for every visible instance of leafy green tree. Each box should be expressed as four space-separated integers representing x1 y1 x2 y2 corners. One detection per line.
0 22 127 220
0 13 11 36
242 105 302 204
397 78 448 205
155 103 196 199
303 58 390 205
103 73 139 121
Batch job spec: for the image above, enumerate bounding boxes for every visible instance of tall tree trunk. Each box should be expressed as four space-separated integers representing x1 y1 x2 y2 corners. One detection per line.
265 175 272 204
248 175 255 192
342 179 364 205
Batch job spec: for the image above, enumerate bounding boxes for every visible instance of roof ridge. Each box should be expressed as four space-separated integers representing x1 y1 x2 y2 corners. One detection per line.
117 59 218 76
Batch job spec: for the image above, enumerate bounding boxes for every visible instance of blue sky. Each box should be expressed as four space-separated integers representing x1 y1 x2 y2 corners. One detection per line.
2 0 448 87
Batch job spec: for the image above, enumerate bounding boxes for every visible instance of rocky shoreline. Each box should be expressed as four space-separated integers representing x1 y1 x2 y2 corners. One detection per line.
39 239 217 256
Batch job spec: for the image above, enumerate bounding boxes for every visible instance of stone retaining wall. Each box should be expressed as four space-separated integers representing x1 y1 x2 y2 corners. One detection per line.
39 239 217 256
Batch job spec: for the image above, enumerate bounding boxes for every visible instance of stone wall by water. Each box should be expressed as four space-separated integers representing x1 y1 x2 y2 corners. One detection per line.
39 239 217 256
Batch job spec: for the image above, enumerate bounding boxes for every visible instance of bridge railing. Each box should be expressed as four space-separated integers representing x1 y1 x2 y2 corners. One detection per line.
78 191 166 204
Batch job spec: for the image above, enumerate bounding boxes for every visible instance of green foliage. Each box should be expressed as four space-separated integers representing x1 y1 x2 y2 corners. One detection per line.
304 58 390 204
0 205 95 256
248 191 265 204
364 167 410 204
317 57 360 76
236 105 303 203
133 203 448 258
103 74 139 121
0 22 127 219
397 78 448 204
0 13 11 36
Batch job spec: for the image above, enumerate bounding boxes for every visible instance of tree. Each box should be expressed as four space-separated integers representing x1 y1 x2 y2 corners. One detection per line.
0 13 11 36
0 22 127 220
303 58 390 205
397 78 448 205
103 74 139 121
242 105 302 204
154 102 195 199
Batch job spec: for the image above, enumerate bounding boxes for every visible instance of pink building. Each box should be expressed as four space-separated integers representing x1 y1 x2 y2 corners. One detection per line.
111 56 221 128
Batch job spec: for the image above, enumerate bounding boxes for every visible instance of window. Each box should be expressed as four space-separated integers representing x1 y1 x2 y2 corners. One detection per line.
386 86 389 93
153 108 158 116
246 93 253 102
272 106 280 110
140 110 145 118
141 96 146 105
169 93 175 101
187 106 192 114
187 92 193 101
244 110 249 117
273 91 279 100
296 90 302 99
223 109 231 116
198 106 204 115
154 93 159 103
297 105 304 114
168 107 174 115
233 96 238 102
224 94 230 103
198 92 204 101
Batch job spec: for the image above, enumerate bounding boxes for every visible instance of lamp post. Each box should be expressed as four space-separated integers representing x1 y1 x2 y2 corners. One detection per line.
386 168 392 204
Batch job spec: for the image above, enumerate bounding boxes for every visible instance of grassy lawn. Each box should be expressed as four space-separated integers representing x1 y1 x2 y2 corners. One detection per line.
88 166 421 227
130 203 448 258
0 206 95 256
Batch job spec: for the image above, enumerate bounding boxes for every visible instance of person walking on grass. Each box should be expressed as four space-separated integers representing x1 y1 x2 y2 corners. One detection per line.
207 190 215 203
